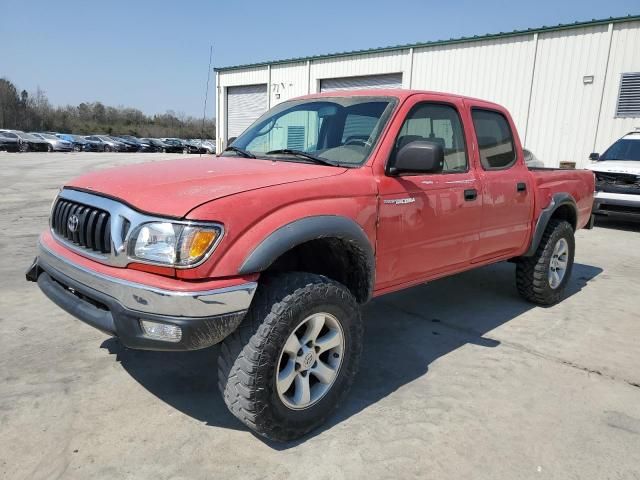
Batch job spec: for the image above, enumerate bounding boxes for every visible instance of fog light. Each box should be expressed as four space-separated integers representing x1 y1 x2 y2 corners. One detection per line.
140 320 182 342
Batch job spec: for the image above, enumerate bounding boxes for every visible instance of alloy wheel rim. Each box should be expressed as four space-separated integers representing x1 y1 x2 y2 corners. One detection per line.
548 238 569 289
276 312 345 410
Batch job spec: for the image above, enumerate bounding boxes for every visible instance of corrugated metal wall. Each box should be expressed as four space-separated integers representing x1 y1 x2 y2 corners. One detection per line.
217 20 640 166
525 25 612 167
594 20 640 153
411 35 536 139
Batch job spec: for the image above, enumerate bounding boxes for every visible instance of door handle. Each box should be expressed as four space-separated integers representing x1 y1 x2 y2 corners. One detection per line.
517 182 527 192
464 189 478 201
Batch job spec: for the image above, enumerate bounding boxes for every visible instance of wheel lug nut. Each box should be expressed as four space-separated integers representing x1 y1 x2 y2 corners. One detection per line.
333 352 340 358
312 361 317 368
315 346 320 352
297 349 303 356
301 371 307 377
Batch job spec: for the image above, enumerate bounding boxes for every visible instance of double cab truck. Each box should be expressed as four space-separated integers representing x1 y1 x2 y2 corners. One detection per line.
27 90 595 441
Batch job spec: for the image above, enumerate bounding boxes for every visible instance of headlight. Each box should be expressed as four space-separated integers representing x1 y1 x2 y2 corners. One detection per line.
128 222 223 267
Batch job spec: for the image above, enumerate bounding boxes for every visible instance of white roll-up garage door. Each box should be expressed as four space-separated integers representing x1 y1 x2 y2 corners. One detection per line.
226 84 268 140
320 73 403 92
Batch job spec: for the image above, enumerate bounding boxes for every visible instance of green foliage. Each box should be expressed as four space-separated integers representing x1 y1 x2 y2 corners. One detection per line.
0 78 215 139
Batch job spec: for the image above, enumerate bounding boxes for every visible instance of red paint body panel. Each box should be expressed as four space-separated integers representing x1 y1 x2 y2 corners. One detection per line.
66 156 348 218
52 89 594 297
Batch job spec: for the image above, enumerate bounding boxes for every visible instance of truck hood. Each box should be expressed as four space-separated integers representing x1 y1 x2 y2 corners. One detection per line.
586 161 640 174
66 156 347 217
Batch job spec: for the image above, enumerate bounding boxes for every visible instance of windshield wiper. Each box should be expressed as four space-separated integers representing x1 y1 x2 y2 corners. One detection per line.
265 149 338 167
224 145 256 158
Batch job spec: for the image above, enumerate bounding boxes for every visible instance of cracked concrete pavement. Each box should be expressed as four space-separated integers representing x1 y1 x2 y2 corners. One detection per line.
1 152 639 479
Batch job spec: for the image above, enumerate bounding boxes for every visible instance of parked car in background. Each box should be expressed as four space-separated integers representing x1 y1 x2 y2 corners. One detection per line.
81 136 106 152
0 131 21 152
30 133 74 152
139 138 168 152
109 136 139 152
158 138 186 153
84 135 127 152
587 130 640 218
56 134 88 152
185 139 216 154
524 148 544 168
0 130 49 152
117 136 157 153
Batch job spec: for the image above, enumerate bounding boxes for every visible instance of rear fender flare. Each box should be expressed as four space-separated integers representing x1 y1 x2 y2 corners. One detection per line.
523 193 577 257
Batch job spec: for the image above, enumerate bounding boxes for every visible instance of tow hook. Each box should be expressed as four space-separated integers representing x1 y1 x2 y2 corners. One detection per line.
26 258 41 282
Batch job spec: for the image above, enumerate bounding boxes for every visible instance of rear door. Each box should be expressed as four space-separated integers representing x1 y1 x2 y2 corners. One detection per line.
375 94 483 290
467 104 534 261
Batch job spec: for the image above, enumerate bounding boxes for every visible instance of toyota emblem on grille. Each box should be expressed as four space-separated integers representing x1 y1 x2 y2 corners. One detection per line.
67 214 79 233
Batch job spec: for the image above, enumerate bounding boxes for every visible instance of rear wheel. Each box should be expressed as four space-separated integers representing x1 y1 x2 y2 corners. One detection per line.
218 272 363 441
516 219 575 305
103 145 111 152
20 143 29 153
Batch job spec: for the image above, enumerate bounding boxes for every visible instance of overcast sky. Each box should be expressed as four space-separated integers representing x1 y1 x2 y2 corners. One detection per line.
1 0 638 118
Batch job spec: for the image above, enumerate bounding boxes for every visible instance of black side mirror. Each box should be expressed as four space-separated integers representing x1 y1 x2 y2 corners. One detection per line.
389 141 444 176
589 152 600 161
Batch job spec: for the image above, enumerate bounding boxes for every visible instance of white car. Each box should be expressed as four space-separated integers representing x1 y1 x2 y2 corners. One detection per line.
586 130 640 217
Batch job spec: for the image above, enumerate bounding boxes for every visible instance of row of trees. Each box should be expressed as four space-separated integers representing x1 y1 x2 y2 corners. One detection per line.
0 78 215 139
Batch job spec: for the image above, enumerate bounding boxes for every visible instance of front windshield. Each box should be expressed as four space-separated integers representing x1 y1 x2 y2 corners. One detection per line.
224 97 395 166
600 139 640 161
22 133 41 141
41 134 58 140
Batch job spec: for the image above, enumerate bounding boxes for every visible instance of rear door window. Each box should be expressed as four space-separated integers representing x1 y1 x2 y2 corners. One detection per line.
472 109 517 170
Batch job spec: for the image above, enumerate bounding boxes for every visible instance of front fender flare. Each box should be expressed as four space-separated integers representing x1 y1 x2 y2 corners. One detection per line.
238 215 375 295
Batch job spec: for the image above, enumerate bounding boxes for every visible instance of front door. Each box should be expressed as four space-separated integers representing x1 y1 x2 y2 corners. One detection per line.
376 97 483 291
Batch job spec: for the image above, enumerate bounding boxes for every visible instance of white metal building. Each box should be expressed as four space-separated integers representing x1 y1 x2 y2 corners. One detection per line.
215 15 640 168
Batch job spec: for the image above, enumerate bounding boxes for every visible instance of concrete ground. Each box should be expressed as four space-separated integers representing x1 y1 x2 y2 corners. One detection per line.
1 152 639 480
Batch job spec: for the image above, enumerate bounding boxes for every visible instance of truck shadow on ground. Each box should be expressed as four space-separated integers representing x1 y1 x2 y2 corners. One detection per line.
102 261 602 448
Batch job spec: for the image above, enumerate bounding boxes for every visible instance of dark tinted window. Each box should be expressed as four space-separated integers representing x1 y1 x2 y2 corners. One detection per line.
472 109 516 170
601 139 640 161
394 103 467 172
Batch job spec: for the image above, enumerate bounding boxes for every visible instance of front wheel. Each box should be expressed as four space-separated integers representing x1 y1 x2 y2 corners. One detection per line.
516 219 575 305
218 273 363 441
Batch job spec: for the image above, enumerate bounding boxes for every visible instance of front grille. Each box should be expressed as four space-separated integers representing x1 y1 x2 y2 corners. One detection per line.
51 199 111 254
595 171 640 195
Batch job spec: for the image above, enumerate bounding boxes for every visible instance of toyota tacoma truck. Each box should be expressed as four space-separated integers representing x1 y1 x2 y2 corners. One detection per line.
26 90 595 441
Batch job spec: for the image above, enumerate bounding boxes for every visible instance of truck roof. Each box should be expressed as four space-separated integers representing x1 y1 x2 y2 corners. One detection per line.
297 88 504 109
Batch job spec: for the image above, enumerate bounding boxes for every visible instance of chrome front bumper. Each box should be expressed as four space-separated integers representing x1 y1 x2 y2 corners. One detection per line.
29 242 258 350
37 241 257 318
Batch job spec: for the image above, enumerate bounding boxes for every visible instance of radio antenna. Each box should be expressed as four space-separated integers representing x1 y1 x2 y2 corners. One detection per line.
200 45 213 157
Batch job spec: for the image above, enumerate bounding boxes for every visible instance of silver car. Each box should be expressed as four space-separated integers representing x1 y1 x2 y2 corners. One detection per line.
30 133 74 152
84 135 128 152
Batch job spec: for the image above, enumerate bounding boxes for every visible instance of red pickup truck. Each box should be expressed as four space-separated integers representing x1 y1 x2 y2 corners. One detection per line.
27 90 594 441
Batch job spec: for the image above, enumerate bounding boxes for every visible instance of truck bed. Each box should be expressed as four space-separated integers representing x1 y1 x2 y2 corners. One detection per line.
529 168 595 229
